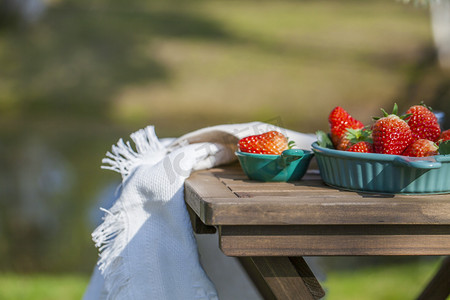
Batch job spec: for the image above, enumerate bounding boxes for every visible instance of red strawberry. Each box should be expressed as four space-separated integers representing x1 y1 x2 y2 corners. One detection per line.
406 103 441 142
402 139 438 157
439 129 450 143
328 106 364 147
336 135 352 151
337 128 372 151
348 141 374 153
238 131 289 155
372 104 413 155
329 106 350 126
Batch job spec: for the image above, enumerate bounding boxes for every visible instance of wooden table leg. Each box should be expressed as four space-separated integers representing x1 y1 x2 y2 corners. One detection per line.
187 205 216 234
416 256 450 300
238 256 325 300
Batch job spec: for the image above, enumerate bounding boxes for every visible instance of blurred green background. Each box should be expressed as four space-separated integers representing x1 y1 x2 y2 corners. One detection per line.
0 0 448 299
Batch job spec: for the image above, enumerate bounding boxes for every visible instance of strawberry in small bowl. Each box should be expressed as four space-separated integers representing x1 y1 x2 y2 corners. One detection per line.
236 131 314 182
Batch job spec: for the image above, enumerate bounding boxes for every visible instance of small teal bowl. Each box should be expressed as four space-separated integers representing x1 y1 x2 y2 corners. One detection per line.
235 149 314 182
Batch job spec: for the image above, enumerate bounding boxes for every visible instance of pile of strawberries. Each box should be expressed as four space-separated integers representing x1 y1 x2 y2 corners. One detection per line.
328 103 450 157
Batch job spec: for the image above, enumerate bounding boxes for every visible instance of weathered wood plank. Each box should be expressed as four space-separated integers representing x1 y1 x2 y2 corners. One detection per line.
219 225 450 256
238 257 277 300
238 256 323 300
228 182 330 190
185 166 450 226
186 205 216 234
215 173 325 189
199 196 450 225
184 170 237 220
233 190 338 198
288 257 326 300
225 182 331 193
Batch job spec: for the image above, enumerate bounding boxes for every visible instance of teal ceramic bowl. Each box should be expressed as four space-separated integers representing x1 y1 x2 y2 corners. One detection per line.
312 142 450 194
235 149 314 182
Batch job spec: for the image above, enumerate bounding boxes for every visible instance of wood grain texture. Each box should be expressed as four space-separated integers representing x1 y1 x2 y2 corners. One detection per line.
238 257 277 300
184 169 237 221
288 257 325 300
185 164 450 226
219 225 450 256
186 205 216 234
239 256 324 300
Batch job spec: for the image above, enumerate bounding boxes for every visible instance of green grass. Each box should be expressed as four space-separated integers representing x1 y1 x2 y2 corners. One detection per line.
0 258 444 300
324 257 445 300
0 273 89 300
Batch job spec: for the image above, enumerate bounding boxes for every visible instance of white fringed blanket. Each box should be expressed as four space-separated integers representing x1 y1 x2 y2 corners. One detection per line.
83 122 316 300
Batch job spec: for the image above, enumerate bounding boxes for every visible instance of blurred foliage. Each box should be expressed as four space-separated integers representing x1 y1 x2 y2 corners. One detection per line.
0 0 449 276
324 257 444 300
0 272 88 300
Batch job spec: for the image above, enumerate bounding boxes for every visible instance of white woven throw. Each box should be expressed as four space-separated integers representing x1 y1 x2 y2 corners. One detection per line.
83 122 316 300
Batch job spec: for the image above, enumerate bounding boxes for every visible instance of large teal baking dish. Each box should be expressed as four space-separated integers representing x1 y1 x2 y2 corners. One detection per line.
235 149 314 182
311 142 450 194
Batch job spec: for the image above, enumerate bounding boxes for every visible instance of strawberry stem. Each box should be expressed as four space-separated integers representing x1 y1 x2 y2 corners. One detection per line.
345 128 373 144
400 113 412 121
392 103 398 115
420 101 433 112
377 103 410 120
288 140 296 149
380 108 389 117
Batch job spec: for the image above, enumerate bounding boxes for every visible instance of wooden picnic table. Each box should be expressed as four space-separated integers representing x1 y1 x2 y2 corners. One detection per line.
184 162 450 300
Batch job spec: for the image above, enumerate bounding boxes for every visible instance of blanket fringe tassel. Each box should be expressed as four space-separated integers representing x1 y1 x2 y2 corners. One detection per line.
92 207 129 299
93 125 164 298
101 125 165 178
